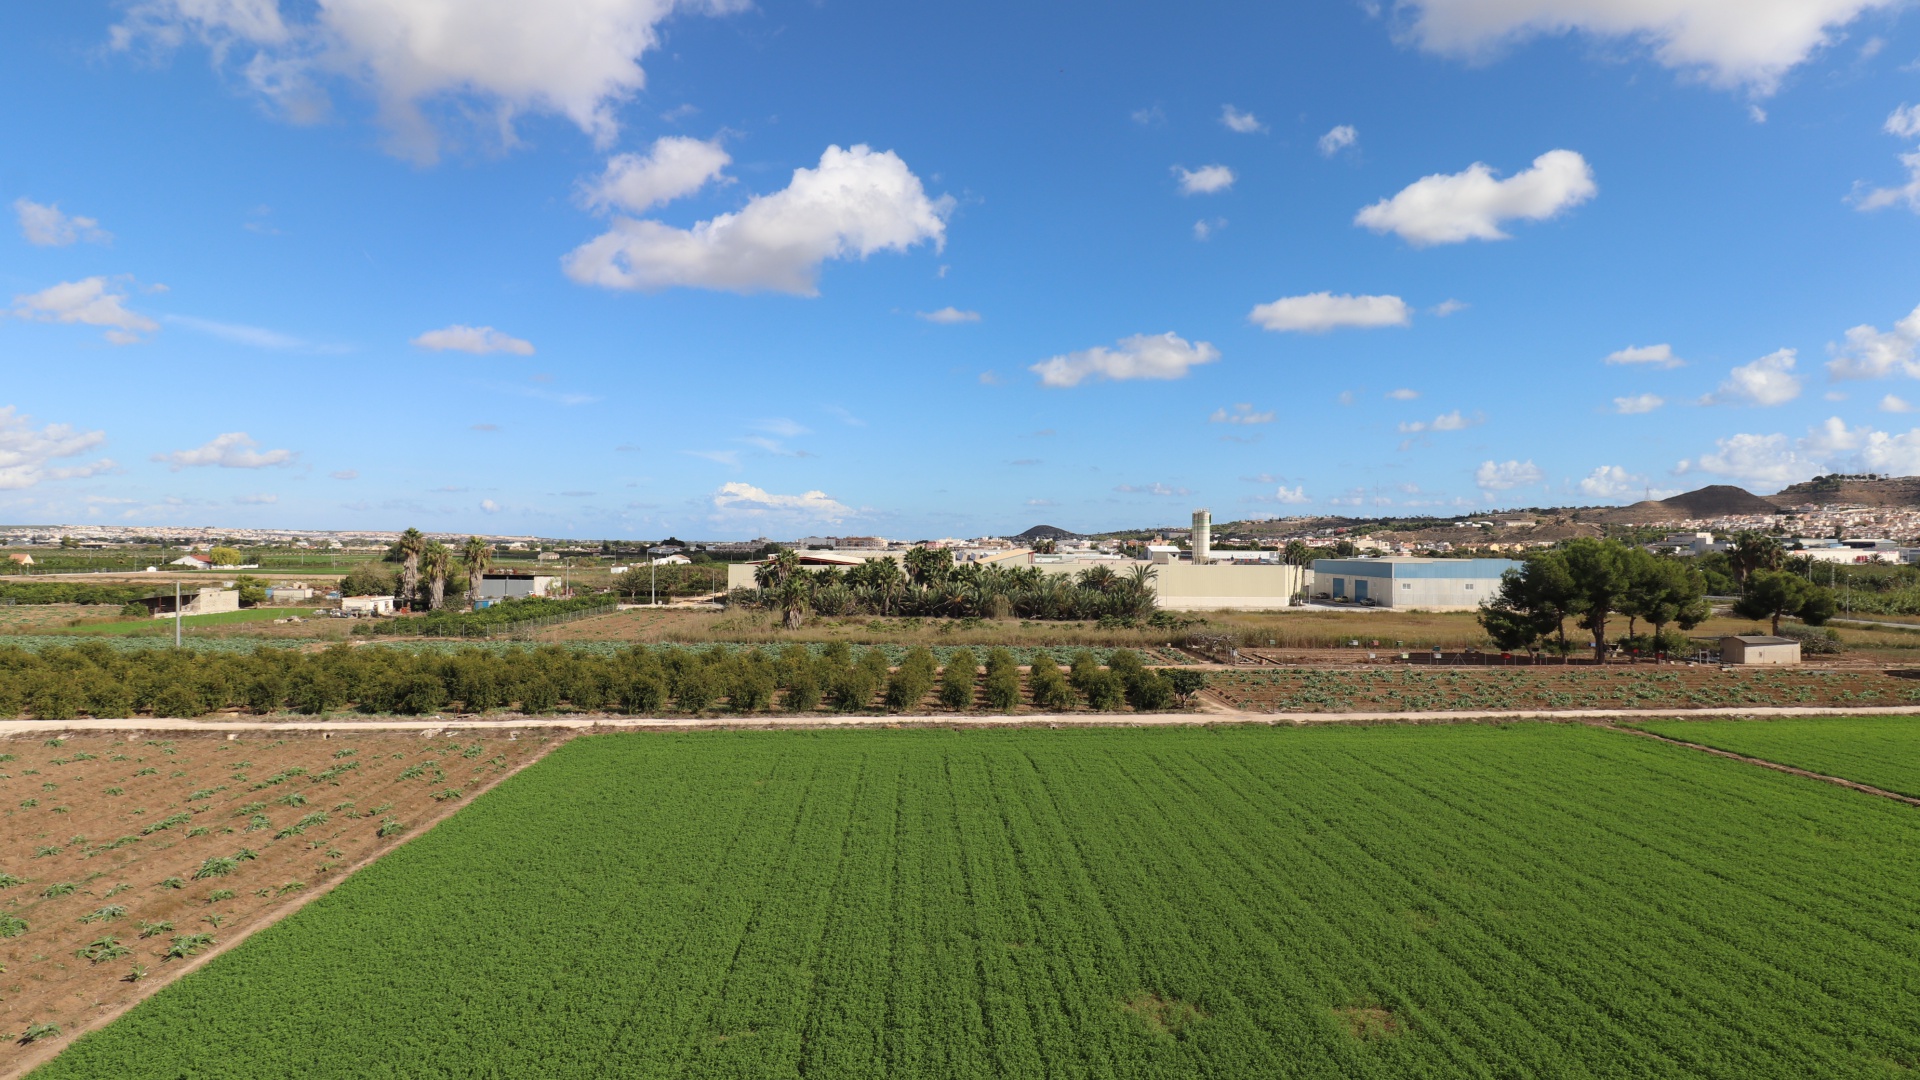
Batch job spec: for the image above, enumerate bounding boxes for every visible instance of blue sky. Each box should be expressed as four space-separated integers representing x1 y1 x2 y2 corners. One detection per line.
4 1 1920 538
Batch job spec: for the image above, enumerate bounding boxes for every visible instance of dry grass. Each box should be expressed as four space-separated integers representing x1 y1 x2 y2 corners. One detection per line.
1333 1003 1400 1040
1119 992 1206 1037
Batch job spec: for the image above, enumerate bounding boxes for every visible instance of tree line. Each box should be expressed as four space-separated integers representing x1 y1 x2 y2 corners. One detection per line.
0 640 1199 719
1480 536 1836 657
735 548 1158 628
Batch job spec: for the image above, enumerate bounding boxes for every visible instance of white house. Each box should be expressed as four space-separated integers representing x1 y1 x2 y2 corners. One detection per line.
341 595 396 616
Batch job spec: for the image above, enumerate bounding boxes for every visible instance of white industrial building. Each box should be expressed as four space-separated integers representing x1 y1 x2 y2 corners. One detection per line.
1310 557 1520 611
478 572 558 600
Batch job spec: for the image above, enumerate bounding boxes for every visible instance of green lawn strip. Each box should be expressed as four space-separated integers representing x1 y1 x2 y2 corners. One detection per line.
30 726 1920 1079
1628 715 1920 800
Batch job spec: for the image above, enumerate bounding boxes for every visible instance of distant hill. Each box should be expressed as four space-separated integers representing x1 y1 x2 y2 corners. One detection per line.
1770 474 1920 507
1596 484 1780 523
1011 524 1082 542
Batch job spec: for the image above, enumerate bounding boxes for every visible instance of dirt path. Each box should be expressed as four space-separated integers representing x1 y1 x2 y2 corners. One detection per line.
1603 725 1920 808
8 704 1920 738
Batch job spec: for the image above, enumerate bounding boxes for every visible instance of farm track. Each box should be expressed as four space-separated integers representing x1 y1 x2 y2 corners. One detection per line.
1604 725 1920 808
7 703 1920 738
0 733 573 1080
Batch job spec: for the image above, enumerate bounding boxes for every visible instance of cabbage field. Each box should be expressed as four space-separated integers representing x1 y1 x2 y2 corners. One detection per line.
1634 715 1920 798
31 724 1920 1078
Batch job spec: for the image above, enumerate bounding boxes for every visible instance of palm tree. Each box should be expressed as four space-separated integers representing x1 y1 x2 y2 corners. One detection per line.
1728 532 1783 586
773 574 811 630
395 527 425 610
421 542 451 611
755 548 801 590
461 536 491 607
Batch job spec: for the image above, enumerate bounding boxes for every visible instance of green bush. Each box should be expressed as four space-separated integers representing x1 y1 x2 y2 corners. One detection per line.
983 648 1021 713
938 649 977 711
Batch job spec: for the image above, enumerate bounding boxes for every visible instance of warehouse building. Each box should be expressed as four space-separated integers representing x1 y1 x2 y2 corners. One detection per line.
1310 557 1519 611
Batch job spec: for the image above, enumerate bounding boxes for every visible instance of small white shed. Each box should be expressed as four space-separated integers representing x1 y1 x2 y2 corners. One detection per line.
1721 635 1801 666
341 595 396 616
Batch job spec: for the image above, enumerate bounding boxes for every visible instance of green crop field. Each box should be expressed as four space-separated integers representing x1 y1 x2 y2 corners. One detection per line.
1635 715 1920 799
47 607 292 636
31 725 1920 1079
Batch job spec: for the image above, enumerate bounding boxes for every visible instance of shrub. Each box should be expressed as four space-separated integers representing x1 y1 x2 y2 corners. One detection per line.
884 647 937 712
1084 669 1127 712
0 915 27 939
983 648 1021 713
1027 657 1076 712
938 649 978 711
150 683 208 719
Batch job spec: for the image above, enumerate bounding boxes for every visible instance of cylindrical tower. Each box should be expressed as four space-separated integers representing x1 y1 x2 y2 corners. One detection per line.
1191 508 1211 565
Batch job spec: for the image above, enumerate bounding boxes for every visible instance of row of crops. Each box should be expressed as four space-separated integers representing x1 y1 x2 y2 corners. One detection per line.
34 724 1920 1078
1633 716 1920 799
1207 666 1919 712
0 641 1195 719
350 596 617 637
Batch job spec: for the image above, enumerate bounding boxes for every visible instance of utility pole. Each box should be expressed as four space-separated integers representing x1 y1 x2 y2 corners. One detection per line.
648 546 656 607
173 581 181 648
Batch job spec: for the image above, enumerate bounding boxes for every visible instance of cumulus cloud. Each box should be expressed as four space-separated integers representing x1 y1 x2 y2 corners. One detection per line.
330 469 359 480
1031 332 1219 388
13 199 110 246
1220 105 1265 133
1578 465 1648 500
1272 485 1310 504
1889 105 1920 140
480 498 501 514
10 277 157 344
1475 459 1544 492
1399 410 1482 434
580 135 730 213
1355 150 1595 245
1317 124 1358 156
1693 431 1822 486
1174 164 1235 195
1826 302 1920 379
1605 343 1683 368
1882 394 1914 413
411 324 536 355
1430 298 1468 316
111 0 745 163
1394 0 1898 94
711 481 852 523
1114 483 1192 497
1192 217 1227 240
1702 348 1802 406
0 406 115 490
1248 292 1411 333
917 306 980 324
233 492 279 504
1386 388 1420 400
153 432 296 471
1210 403 1275 425
1854 152 1920 213
563 144 949 296
1614 393 1665 414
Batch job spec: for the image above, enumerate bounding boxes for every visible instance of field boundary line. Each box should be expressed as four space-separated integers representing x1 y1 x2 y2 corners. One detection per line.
8 704 1920 738
5 732 575 1080
1604 725 1920 808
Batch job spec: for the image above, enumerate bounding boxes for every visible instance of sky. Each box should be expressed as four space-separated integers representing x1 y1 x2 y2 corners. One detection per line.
3 1 1920 540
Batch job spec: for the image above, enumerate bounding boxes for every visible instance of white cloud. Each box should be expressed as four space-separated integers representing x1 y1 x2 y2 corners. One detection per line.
1854 151 1920 213
480 499 501 514
1192 217 1227 240
1703 348 1801 405
1248 292 1412 333
1882 394 1914 413
233 492 279 504
1354 150 1596 245
1604 343 1683 368
1114 483 1192 497
167 314 331 351
1614 393 1665 414
13 198 110 246
10 277 157 344
1273 485 1310 504
112 0 745 164
1826 302 1920 378
580 135 730 214
1386 388 1420 400
1317 124 1358 156
1174 164 1235 195
1130 105 1166 126
1399 410 1482 434
1748 104 1769 124
1694 431 1821 486
711 481 852 523
1220 104 1265 133
411 324 536 355
1394 0 1898 94
1578 465 1648 500
0 406 114 490
1210 403 1275 425
917 306 980 324
1889 104 1920 139
1031 332 1219 388
563 144 949 296
1430 299 1468 316
330 469 359 480
153 431 296 471
1475 459 1544 491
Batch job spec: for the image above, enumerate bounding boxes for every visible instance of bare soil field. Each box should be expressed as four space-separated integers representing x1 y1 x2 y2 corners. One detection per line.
1208 665 1920 713
0 730 556 1070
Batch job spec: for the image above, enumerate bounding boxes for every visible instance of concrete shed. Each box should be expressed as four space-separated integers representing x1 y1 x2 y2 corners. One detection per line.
1310 557 1519 611
1720 635 1801 665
